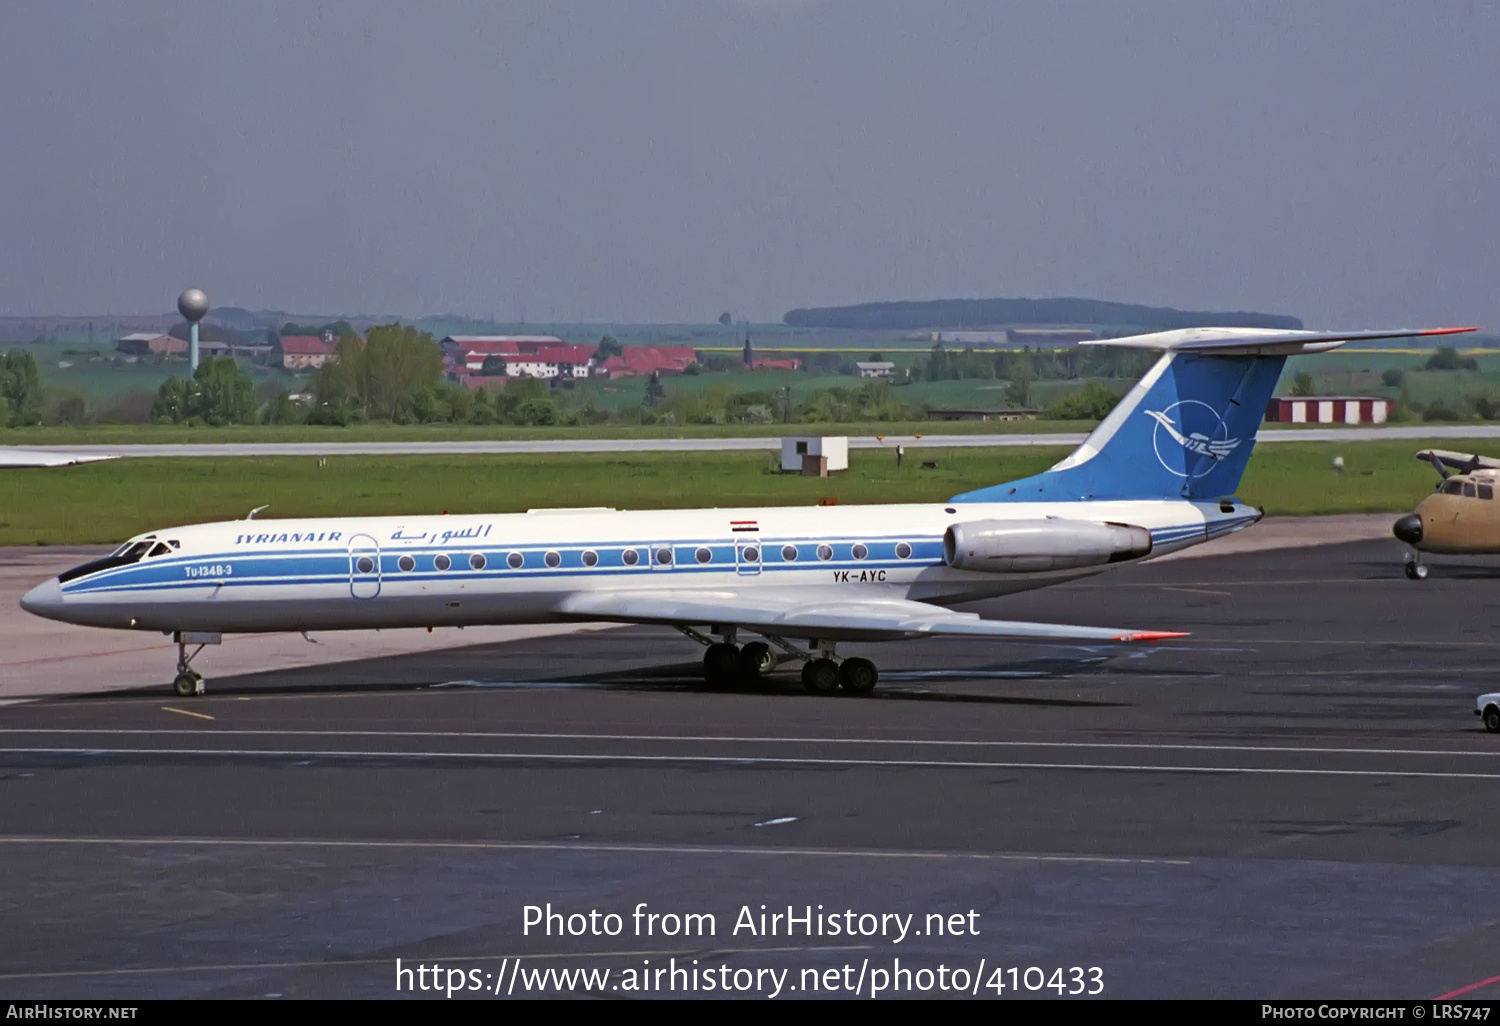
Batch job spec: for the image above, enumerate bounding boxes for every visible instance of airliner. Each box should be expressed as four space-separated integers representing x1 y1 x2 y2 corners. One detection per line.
20 326 1472 698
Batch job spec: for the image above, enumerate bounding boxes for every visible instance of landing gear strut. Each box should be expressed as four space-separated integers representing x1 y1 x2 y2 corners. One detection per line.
170 631 220 697
1402 550 1429 580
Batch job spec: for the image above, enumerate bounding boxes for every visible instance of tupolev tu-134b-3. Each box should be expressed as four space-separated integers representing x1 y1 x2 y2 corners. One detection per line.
21 326 1474 698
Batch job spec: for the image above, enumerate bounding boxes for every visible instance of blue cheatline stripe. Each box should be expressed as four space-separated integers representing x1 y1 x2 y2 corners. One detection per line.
61 538 956 597
61 522 1224 598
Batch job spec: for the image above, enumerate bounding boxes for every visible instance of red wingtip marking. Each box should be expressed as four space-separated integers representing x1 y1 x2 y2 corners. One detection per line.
1417 327 1481 336
1114 630 1190 642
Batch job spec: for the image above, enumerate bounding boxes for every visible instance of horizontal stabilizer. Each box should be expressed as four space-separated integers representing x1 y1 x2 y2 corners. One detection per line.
554 589 1185 643
1081 326 1476 356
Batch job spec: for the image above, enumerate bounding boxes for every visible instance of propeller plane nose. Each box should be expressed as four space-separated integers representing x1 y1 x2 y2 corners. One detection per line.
1393 514 1423 545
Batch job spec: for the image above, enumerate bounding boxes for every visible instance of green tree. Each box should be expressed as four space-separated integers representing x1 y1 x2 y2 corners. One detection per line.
309 323 443 422
1006 358 1033 407
193 356 257 425
595 335 623 362
261 389 304 425
152 357 257 425
0 351 45 426
1044 382 1123 420
1289 370 1315 396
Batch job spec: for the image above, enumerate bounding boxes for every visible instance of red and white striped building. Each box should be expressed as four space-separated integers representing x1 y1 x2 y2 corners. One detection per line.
1264 396 1391 424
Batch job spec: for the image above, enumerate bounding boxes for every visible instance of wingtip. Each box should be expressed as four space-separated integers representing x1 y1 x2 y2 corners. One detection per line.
1419 326 1481 336
1113 630 1190 643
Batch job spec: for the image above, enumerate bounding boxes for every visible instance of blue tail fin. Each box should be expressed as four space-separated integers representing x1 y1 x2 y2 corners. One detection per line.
952 350 1286 503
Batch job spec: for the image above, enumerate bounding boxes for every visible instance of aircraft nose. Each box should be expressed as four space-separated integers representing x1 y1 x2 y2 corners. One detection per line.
20 577 63 619
1393 514 1423 545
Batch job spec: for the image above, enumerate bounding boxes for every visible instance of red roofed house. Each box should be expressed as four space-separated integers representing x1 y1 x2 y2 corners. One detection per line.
596 346 699 379
277 335 339 370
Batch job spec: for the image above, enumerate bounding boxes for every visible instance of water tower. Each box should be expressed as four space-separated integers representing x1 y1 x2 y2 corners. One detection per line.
177 288 209 372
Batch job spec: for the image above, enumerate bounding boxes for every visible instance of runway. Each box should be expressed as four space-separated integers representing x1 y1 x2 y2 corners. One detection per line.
7 421 1500 461
5 538 1500 998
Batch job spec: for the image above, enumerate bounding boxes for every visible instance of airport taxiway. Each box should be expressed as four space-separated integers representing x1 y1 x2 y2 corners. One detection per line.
7 422 1500 462
4 537 1500 999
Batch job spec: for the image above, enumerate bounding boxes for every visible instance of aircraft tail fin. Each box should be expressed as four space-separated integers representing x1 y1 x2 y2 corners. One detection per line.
951 326 1475 504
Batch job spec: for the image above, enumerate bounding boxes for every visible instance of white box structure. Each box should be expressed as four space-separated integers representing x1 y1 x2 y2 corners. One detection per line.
780 436 849 474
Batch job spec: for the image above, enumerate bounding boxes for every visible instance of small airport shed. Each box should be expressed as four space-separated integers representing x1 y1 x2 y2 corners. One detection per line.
1264 396 1390 424
781 436 848 477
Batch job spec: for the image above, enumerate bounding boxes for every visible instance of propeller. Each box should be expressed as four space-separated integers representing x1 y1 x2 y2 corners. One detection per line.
1428 452 1451 480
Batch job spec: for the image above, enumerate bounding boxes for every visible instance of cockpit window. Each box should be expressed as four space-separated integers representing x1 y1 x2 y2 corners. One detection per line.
59 538 158 583
1464 482 1477 498
1441 480 1464 495
147 542 172 558
1481 484 1494 500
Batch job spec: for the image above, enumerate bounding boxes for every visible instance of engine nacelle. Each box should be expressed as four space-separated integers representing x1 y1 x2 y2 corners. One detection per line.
942 518 1152 573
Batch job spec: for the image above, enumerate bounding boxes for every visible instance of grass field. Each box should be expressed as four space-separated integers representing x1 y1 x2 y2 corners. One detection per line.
0 437 1468 546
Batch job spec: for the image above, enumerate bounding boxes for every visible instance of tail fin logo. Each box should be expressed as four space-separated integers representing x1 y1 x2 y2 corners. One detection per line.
1144 402 1241 478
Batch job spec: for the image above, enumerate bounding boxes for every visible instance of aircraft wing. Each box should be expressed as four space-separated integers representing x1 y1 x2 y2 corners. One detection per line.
0 448 117 469
553 589 1184 643
1418 449 1500 473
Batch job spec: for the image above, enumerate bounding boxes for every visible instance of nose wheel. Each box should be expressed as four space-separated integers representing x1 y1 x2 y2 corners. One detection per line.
1402 551 1429 580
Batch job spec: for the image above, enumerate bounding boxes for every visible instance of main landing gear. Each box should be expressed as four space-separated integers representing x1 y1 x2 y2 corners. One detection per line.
676 627 880 696
169 631 221 697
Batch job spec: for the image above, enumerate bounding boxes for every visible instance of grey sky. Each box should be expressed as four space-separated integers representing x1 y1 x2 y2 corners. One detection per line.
1 1 1496 327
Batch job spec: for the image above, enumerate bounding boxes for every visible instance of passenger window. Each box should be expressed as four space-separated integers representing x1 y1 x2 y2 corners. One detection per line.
1464 483 1477 498
816 544 833 561
582 550 599 567
895 542 913 559
695 546 712 564
781 545 798 562
1481 484 1494 500
622 548 639 566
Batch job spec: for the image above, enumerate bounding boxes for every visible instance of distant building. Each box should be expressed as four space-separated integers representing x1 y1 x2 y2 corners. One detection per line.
277 335 339 370
441 336 595 379
115 332 184 357
1265 396 1390 424
856 361 895 378
595 345 699 379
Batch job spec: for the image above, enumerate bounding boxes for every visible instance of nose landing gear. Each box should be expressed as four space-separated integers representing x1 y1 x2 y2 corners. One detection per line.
1402 549 1429 580
170 631 220 696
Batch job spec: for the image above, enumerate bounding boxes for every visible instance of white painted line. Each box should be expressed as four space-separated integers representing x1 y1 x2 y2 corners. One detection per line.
7 746 1500 779
2 728 1493 759
0 833 1189 865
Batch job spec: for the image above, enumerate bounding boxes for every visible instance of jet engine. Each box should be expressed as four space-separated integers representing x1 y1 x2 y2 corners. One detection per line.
942 519 1152 573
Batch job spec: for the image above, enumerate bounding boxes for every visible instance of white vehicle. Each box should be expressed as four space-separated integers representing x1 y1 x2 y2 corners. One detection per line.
1477 693 1500 733
20 326 1472 698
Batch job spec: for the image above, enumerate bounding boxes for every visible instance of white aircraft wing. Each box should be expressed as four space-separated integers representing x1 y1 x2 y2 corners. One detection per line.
0 448 116 468
553 589 1184 643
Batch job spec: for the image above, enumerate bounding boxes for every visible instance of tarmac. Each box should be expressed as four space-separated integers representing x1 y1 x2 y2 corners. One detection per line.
5 518 1500 999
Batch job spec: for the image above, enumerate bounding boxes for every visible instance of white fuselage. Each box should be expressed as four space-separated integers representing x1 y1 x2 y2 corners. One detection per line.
33 499 1257 639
